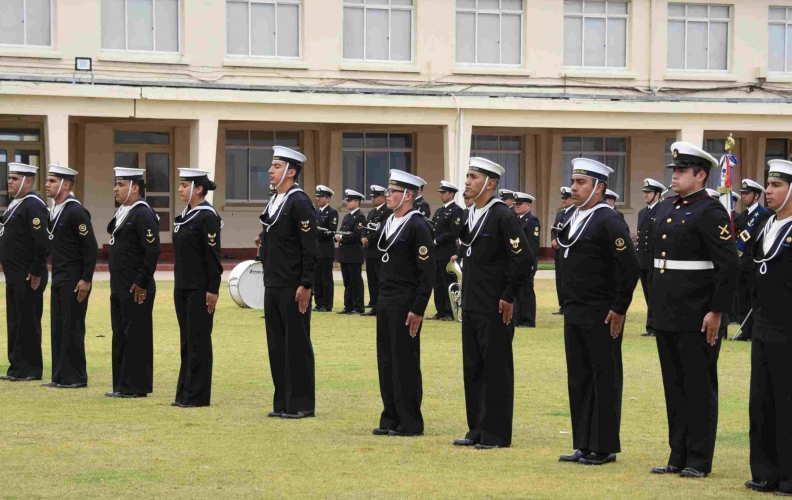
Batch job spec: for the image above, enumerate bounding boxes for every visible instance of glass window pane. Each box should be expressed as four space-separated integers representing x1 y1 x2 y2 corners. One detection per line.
128 0 154 51
391 9 412 61
0 195 8 207
479 0 499 9
708 21 728 70
458 0 475 9
0 0 24 45
343 7 364 59
564 0 583 14
115 151 139 169
366 152 389 193
156 211 170 231
146 153 170 192
249 149 273 200
342 151 365 194
14 151 40 168
581 137 603 151
155 0 179 52
476 135 499 150
26 0 52 46
0 129 40 142
584 1 606 14
498 153 520 192
766 138 787 157
605 137 625 152
391 0 413 6
226 130 249 145
562 137 581 151
365 0 388 4
114 131 170 144
607 17 626 67
366 133 388 148
500 135 521 150
0 150 7 192
147 195 169 208
786 25 792 73
502 0 522 11
476 14 500 64
251 3 276 56
456 12 476 63
275 131 300 148
501 14 521 65
277 4 300 57
584 17 606 67
769 7 786 21
227 1 249 55
687 5 707 18
608 2 628 15
668 4 685 18
102 0 126 49
389 133 412 149
366 8 389 60
250 130 274 146
389 151 411 172
686 21 707 69
709 6 728 19
564 16 583 66
343 132 364 148
225 148 249 200
667 20 685 69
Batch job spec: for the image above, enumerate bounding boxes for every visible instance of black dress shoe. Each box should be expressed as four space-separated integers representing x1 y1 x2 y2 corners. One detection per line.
776 490 792 497
11 376 40 382
56 383 87 389
41 382 58 388
372 427 390 436
745 480 779 493
651 465 682 475
475 444 503 450
680 467 708 478
579 452 617 465
388 429 423 437
453 438 476 446
280 410 315 419
336 310 350 315
640 331 656 337
732 334 751 342
315 308 328 313
426 315 442 321
559 449 590 462
179 404 198 408
171 402 182 407
441 316 455 322
360 310 377 316
1 375 16 381
348 310 364 315
267 411 283 418
105 392 145 398
552 310 564 315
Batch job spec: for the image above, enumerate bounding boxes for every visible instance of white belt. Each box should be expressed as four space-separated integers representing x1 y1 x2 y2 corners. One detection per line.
654 259 714 271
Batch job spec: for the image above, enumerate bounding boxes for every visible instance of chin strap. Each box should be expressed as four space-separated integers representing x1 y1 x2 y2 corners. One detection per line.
122 183 132 205
473 176 490 201
575 180 600 209
13 176 26 198
779 185 792 213
181 181 195 218
51 178 65 209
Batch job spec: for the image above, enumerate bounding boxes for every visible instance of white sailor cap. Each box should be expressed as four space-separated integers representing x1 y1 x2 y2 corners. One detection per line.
416 176 427 188
370 185 387 196
272 146 306 166
740 179 766 194
178 168 210 180
7 162 39 175
571 158 613 183
114 167 145 180
47 163 78 180
604 189 620 201
731 191 740 202
706 188 721 199
469 157 505 179
498 189 515 200
514 192 535 203
768 159 792 183
642 178 666 193
343 189 364 201
315 184 334 197
560 186 572 198
668 141 718 170
389 170 424 191
438 180 459 193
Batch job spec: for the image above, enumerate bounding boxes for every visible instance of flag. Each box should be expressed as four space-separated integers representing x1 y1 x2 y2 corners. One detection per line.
719 152 737 236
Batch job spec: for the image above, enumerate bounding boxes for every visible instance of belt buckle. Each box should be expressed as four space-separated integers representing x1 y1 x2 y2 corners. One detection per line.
659 259 666 270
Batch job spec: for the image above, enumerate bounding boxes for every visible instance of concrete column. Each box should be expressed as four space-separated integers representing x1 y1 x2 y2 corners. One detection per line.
190 117 220 204
443 109 472 204
45 113 69 167
675 126 705 147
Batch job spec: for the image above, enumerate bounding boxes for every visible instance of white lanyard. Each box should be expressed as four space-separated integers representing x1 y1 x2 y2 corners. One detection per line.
47 198 81 241
0 194 46 237
173 205 221 233
109 200 151 245
557 204 611 258
376 210 421 263
460 198 504 258
260 188 304 233
753 216 792 275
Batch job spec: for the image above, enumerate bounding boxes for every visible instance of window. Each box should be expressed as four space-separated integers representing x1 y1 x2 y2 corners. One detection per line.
765 138 788 182
102 0 180 52
343 0 413 62
0 0 52 47
563 1 628 68
225 130 301 202
0 128 43 209
667 4 729 71
456 0 522 65
342 133 412 198
768 7 792 72
227 0 300 58
470 135 521 192
562 137 626 201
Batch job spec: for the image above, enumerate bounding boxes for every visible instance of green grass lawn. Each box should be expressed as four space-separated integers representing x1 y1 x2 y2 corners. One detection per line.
0 280 756 499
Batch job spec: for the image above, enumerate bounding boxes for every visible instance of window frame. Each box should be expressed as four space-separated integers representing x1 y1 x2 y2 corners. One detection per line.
101 0 182 54
455 0 524 67
224 130 303 203
470 134 523 192
0 0 54 49
342 0 414 63
0 126 45 210
768 6 792 73
226 0 302 59
667 3 731 72
341 132 414 200
563 1 630 69
562 136 628 205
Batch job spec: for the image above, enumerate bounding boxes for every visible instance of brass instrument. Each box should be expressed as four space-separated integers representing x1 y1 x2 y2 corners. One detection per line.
446 259 463 322
365 221 381 232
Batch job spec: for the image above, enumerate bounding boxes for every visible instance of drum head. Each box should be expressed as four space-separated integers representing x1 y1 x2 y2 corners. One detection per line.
227 260 265 309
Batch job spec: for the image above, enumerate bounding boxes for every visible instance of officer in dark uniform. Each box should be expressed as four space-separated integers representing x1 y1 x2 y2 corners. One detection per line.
557 160 639 466
453 157 533 450
499 189 516 215
513 192 540 328
260 146 320 419
361 185 392 317
106 167 161 398
172 168 223 408
372 170 436 437
732 179 773 341
312 185 338 312
636 179 666 337
605 190 625 220
0 163 49 382
427 180 464 321
336 190 366 314
412 180 431 218
649 142 740 478
551 187 576 315
42 164 98 389
743 159 792 495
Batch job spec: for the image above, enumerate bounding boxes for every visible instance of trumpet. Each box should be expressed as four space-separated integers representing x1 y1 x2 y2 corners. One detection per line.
365 221 381 232
446 259 463 323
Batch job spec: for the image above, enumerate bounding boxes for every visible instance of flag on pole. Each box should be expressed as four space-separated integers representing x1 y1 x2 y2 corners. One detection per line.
718 145 737 236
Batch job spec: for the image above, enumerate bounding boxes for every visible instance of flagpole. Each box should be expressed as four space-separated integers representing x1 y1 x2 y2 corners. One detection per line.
718 133 737 237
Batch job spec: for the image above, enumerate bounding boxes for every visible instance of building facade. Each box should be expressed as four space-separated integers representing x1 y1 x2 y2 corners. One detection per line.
2 0 792 256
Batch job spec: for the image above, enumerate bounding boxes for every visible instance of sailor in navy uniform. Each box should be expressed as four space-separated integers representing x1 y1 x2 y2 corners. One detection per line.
42 164 98 389
499 189 516 215
557 159 639 466
106 167 161 398
336 190 367 314
260 147 320 419
0 163 49 382
372 170 436 437
172 168 223 408
427 180 464 321
636 179 666 337
514 192 540 328
605 190 625 220
361 185 392 317
551 187 576 315
743 159 792 496
412 180 431 218
649 142 740 478
313 185 338 312
732 179 773 342
452 157 533 450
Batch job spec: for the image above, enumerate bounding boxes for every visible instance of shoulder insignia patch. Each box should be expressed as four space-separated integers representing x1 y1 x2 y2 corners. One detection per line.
78 224 89 236
33 218 41 226
615 238 626 251
332 217 337 224
208 233 217 246
455 217 461 225
146 228 156 244
418 245 429 261
301 220 311 233
718 224 731 240
510 237 522 254
534 227 540 235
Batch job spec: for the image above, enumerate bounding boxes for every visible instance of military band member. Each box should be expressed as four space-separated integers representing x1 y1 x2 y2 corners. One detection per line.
172 168 223 408
732 179 772 341
453 157 532 450
336 190 366 315
605 190 625 220
106 167 161 398
557 159 639 466
551 187 576 315
260 147 320 419
649 142 740 478
372 170 436 437
361 185 392 317
412 180 431 218
514 192 540 328
313 185 338 312
744 159 792 496
636 179 666 338
0 163 49 382
499 189 516 214
427 181 464 321
43 164 98 389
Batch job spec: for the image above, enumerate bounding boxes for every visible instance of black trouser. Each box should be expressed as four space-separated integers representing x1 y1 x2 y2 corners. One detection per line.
515 269 537 327
5 278 46 379
314 257 334 310
461 309 515 447
341 262 364 313
655 330 723 473
750 337 792 491
735 271 753 338
174 288 214 407
365 257 382 309
554 249 564 311
639 269 653 333
264 286 315 414
432 259 455 318
377 304 423 433
50 280 90 386
564 321 623 454
110 291 155 395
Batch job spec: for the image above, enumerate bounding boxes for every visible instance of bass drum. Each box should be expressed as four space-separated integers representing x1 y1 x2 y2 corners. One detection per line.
227 260 265 309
